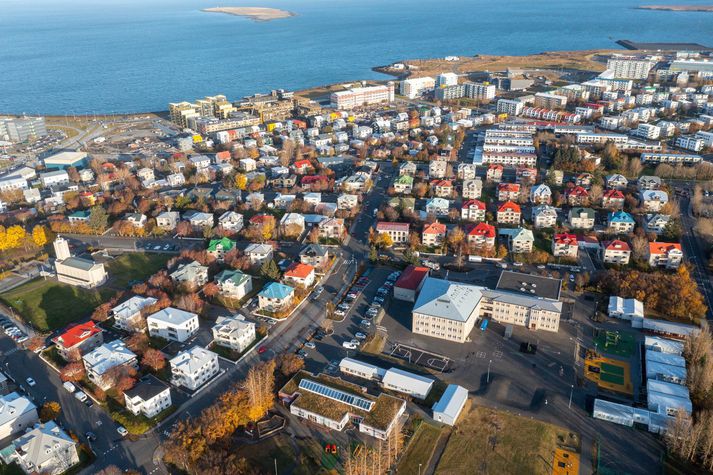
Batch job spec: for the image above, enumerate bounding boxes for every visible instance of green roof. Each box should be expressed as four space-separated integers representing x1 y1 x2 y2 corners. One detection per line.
207 237 236 252
214 269 250 286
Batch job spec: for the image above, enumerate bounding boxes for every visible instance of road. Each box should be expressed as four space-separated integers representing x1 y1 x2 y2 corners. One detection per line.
71 164 394 473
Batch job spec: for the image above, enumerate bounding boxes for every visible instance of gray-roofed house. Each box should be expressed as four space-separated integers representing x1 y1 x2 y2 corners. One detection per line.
2 421 79 475
169 260 209 288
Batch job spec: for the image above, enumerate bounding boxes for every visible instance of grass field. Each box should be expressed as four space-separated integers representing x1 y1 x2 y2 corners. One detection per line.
105 253 170 289
593 330 635 357
0 278 113 331
435 406 573 475
398 422 443 475
232 433 325 474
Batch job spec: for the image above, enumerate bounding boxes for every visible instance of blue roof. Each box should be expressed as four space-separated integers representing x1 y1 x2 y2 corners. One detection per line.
259 282 294 300
608 211 635 223
432 384 468 418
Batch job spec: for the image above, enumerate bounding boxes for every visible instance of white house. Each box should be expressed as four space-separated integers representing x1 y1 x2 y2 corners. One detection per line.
156 211 180 230
147 307 199 343
214 269 253 300
110 295 157 332
169 260 209 287
218 211 244 232
2 421 79 475
608 296 644 323
432 384 468 426
211 315 256 352
0 392 38 440
124 375 172 418
245 243 274 266
170 346 220 391
82 340 138 390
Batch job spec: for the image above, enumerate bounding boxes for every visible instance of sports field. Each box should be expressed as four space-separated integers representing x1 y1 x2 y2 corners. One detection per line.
593 330 635 357
584 356 632 394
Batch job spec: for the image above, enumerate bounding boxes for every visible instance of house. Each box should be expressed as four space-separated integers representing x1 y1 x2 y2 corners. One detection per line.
608 211 636 234
497 201 521 225
214 269 253 300
516 166 538 184
218 211 244 232
467 222 496 248
341 174 369 192
167 173 185 188
375 222 410 245
422 221 447 247
640 190 669 212
280 372 407 441
432 384 468 426
239 158 257 171
462 179 483 199
147 307 199 343
2 421 78 475
190 155 211 170
337 194 359 210
500 227 534 253
399 162 417 176
156 211 180 230
647 242 683 269
497 183 521 202
170 346 220 391
124 213 147 228
170 260 209 287
530 184 552 204
67 210 90 225
111 295 157 332
51 321 103 361
457 163 476 180
272 174 297 189
606 174 628 190
645 214 671 235
553 233 578 258
638 175 662 191
258 282 295 312
207 237 235 261
292 159 313 174
486 164 503 183
393 175 413 194
608 296 644 322
283 263 316 288
245 243 274 266
568 207 595 230
184 211 214 229
532 205 558 229
566 186 589 206
425 197 450 217
0 392 38 439
299 244 329 269
460 200 486 222
303 192 322 207
301 175 330 191
575 173 593 188
280 213 306 235
245 192 265 207
212 315 256 352
318 217 345 241
602 189 625 209
82 340 138 390
394 266 430 302
600 240 631 265
432 179 454 198
124 375 172 418
428 160 447 178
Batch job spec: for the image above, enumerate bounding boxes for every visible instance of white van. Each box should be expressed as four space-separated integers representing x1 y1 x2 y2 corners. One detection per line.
63 381 76 393
74 391 88 402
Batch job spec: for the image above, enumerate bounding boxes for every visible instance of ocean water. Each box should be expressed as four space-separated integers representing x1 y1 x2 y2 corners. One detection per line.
1 0 712 114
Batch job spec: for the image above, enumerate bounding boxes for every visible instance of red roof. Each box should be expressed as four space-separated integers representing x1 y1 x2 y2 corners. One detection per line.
376 222 410 232
603 189 624 199
498 183 521 193
487 164 503 172
554 233 578 246
430 179 452 188
301 175 328 184
423 222 446 235
52 321 102 349
567 186 589 197
498 201 521 213
293 159 312 169
649 242 682 255
603 240 630 251
468 222 496 238
250 214 272 225
215 151 231 160
395 265 430 291
285 263 315 279
462 199 485 210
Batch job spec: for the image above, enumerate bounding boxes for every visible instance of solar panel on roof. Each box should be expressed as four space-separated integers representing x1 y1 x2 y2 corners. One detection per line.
299 378 374 411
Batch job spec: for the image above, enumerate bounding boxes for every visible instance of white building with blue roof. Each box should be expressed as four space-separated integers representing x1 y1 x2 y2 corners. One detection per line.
258 282 295 312
432 384 468 426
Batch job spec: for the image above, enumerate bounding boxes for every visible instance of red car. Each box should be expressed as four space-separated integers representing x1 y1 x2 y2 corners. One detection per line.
258 346 267 354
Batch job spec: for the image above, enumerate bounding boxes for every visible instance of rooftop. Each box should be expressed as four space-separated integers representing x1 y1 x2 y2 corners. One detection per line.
496 270 561 301
413 278 483 322
52 321 102 349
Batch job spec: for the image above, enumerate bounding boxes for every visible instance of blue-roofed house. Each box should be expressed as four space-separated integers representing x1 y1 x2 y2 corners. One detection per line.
607 211 636 234
432 384 468 426
258 282 295 312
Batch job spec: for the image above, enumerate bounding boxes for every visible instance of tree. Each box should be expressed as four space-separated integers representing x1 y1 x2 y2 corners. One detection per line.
126 332 149 355
376 232 393 248
260 259 281 280
59 362 85 382
40 401 61 422
88 206 109 232
31 225 48 247
142 348 166 372
278 353 304 377
202 282 220 298
321 317 333 333
242 359 276 421
234 173 248 190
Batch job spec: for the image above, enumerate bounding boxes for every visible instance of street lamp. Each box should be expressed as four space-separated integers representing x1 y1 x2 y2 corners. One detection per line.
487 359 492 383
418 463 422 475
569 385 574 409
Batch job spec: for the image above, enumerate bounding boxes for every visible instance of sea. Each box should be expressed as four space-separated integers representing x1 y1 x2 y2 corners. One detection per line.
1 0 712 114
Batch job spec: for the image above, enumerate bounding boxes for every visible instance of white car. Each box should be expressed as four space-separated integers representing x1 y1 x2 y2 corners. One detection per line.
117 426 128 437
63 381 76 393
361 320 372 327
355 332 367 340
304 342 316 349
26 378 36 387
342 341 358 350
74 391 88 402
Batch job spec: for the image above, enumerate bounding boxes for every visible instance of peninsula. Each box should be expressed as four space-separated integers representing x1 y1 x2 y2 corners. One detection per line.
202 7 295 21
638 5 713 12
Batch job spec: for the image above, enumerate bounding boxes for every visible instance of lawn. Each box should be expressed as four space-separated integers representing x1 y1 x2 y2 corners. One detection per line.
233 433 325 475
398 422 443 475
435 406 572 475
0 278 113 331
105 253 170 289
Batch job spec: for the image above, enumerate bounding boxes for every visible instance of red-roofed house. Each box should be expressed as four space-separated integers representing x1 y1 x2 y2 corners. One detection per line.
600 240 631 265
486 164 503 183
461 200 486 222
602 189 625 209
647 242 683 269
467 222 496 248
283 263 316 288
292 159 313 175
375 222 410 245
422 221 447 247
52 321 104 361
431 180 454 198
566 186 589 206
552 233 578 258
497 183 521 202
215 151 231 163
301 175 330 191
497 201 521 224
394 265 430 302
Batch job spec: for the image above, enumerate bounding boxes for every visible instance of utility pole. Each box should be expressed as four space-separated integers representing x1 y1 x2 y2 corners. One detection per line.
568 384 574 409
487 359 492 383
274 458 278 475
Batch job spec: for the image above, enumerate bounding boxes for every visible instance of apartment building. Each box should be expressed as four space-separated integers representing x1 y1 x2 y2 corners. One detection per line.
606 56 655 79
497 201 521 224
532 205 558 229
608 211 636 234
568 207 595 230
647 242 683 269
82 340 138 390
51 321 103 361
400 76 435 99
552 233 578 258
462 178 483 199
675 135 705 152
534 92 568 109
211 315 256 353
0 117 47 143
375 222 410 245
330 84 394 110
110 296 157 332
601 240 631 265
124 375 172 418
170 346 220 391
147 307 199 343
422 221 447 247
467 222 496 248
641 152 702 165
496 99 524 116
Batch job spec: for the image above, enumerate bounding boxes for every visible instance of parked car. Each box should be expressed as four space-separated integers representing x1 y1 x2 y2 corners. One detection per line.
334 309 346 317
85 432 96 442
26 378 36 387
304 342 316 350
74 391 88 402
342 341 358 350
258 346 267 354
117 426 128 437
355 332 367 340
361 320 372 327
63 382 76 393
311 287 324 300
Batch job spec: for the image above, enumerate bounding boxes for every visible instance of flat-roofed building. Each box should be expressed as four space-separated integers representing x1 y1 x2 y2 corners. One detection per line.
432 384 468 426
381 368 434 399
339 358 386 381
43 151 88 170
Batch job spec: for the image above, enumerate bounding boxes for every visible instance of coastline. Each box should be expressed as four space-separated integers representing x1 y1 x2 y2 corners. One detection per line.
202 7 295 22
637 5 713 12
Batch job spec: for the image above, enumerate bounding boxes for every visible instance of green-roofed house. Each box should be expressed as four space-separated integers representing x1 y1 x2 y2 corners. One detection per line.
214 269 253 300
67 210 91 224
207 237 236 261
393 175 414 194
